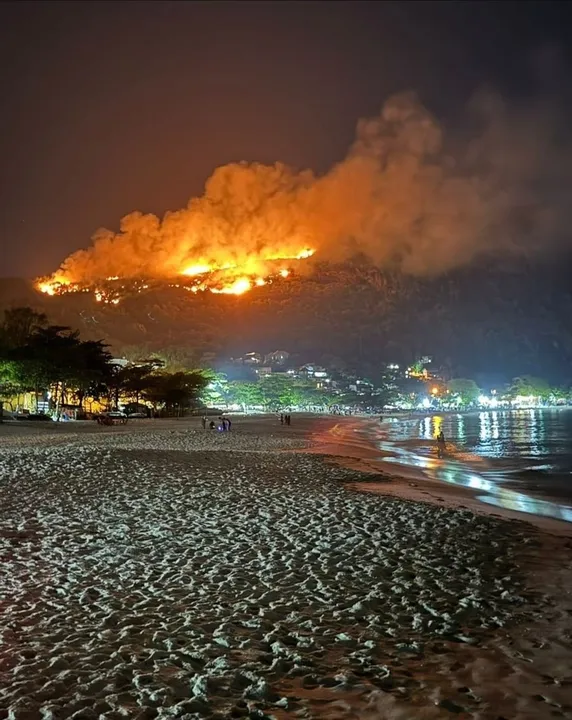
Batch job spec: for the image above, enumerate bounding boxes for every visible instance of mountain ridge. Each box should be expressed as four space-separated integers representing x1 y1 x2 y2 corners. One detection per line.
2 257 571 383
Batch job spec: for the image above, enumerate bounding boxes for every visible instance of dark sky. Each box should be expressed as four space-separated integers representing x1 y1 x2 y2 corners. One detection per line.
0 0 571 278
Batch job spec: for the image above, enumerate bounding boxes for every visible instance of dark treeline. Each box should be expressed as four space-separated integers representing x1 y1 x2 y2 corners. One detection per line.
0 307 208 416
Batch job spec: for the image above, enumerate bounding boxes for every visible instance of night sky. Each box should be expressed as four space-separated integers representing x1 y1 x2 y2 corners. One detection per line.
0 0 571 278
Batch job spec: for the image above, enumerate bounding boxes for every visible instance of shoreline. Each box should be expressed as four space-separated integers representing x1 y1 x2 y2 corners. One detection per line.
306 414 572 719
305 414 572 536
384 405 572 417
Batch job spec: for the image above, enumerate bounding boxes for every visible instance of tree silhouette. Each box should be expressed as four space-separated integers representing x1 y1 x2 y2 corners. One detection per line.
0 307 47 348
118 364 156 406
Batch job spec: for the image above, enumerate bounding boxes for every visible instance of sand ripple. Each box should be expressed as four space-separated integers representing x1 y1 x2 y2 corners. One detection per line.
0 429 554 718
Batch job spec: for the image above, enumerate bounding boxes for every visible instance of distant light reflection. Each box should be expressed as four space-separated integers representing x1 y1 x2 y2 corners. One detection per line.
477 493 572 523
479 412 490 442
529 409 538 451
420 417 432 440
378 410 572 522
378 427 572 523
456 414 466 442
491 411 499 440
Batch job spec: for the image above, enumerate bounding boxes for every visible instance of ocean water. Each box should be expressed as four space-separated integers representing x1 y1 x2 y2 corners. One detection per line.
378 409 572 522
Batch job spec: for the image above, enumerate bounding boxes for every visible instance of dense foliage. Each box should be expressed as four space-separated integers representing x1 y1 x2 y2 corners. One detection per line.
0 308 208 416
205 373 339 412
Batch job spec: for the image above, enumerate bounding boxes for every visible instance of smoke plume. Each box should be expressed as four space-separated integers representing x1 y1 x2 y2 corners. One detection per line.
49 89 570 283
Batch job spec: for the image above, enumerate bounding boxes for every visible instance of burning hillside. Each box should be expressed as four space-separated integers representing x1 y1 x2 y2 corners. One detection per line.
21 256 572 385
38 249 315 303
36 89 570 302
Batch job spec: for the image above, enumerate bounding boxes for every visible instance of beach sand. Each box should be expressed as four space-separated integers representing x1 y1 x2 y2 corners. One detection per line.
0 415 571 719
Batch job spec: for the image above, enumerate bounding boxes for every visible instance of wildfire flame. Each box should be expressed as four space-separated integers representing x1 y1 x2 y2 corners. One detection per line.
181 264 212 277
36 248 315 303
38 282 56 296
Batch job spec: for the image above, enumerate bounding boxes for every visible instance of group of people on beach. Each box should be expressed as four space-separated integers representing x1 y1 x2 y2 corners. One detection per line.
280 413 292 426
201 416 232 431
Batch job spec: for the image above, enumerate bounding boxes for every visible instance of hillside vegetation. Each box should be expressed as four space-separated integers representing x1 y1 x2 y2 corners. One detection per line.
2 257 571 382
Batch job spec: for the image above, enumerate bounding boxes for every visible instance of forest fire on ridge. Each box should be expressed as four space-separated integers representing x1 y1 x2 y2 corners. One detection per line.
31 89 569 305
36 248 315 304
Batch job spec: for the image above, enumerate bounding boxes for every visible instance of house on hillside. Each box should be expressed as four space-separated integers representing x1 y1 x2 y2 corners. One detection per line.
349 379 375 395
264 350 290 366
232 352 263 365
299 364 329 379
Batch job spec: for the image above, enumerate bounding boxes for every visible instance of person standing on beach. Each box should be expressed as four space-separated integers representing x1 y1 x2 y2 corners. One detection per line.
437 430 446 458
226 417 232 431
201 416 207 429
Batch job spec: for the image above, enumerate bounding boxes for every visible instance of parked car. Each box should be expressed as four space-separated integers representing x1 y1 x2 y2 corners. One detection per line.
126 412 147 419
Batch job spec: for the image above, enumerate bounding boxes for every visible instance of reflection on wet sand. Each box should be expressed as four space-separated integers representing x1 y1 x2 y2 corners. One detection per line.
379 442 572 523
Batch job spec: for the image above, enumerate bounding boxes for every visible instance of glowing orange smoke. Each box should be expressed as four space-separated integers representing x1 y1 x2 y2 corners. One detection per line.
31 89 562 302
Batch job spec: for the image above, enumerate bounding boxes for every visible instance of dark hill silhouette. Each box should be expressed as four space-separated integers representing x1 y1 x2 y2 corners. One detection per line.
2 257 571 384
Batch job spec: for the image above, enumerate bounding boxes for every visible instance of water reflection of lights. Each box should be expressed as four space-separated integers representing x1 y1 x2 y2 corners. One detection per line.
477 492 572 523
466 474 494 493
456 414 466 442
379 444 572 523
419 415 443 441
479 412 490 442
420 417 432 440
378 409 572 523
491 411 499 440
529 409 538 451
528 409 546 457
474 411 507 458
